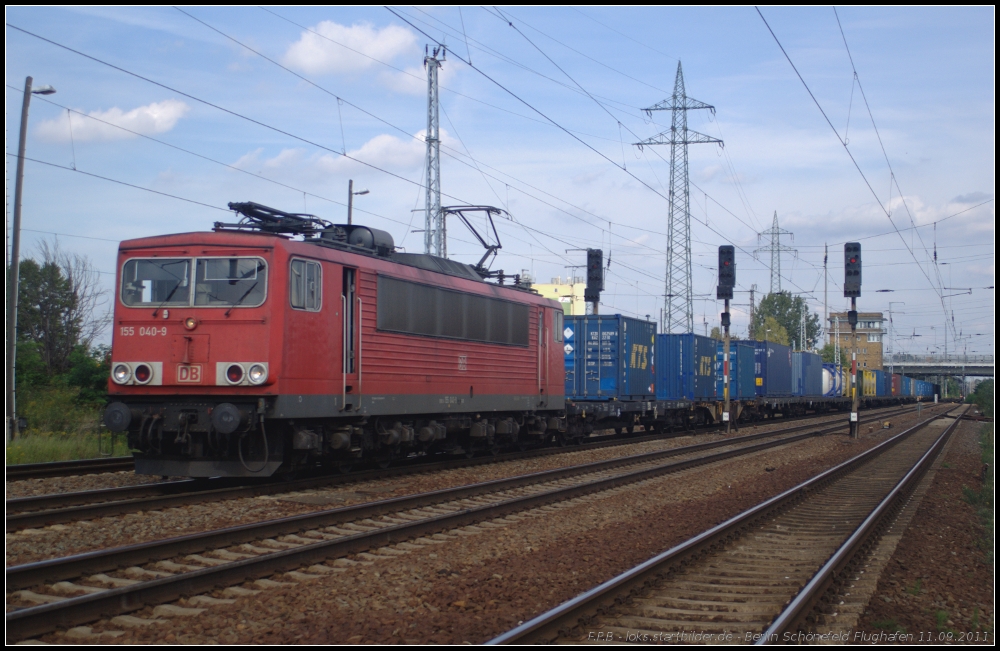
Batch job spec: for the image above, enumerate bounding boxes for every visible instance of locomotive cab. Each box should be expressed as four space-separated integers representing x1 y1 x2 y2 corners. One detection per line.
105 234 283 476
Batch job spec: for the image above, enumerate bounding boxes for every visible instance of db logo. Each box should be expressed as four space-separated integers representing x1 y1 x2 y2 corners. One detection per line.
177 365 202 383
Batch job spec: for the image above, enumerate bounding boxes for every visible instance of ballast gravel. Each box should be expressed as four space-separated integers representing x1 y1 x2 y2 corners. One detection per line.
25 406 952 644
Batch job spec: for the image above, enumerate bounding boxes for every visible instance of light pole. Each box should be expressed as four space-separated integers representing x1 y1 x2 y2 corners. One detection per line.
346 179 369 226
6 76 56 442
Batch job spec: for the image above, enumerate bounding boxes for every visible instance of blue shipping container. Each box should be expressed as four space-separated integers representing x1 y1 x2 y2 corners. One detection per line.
792 351 824 397
716 342 756 400
564 315 656 400
655 333 718 401
872 370 886 396
735 340 793 397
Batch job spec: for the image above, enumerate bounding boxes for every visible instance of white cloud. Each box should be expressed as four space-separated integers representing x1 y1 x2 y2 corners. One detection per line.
282 21 417 76
36 100 190 142
230 129 456 183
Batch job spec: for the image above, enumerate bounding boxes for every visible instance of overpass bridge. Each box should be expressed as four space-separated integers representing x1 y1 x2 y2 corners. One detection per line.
887 354 994 378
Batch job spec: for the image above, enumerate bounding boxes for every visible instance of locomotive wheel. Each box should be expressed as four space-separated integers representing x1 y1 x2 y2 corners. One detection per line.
375 451 393 469
336 460 354 474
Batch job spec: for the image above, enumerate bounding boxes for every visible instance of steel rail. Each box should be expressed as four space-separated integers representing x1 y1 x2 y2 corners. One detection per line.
4 408 892 641
487 405 961 644
5 457 134 480
6 404 922 532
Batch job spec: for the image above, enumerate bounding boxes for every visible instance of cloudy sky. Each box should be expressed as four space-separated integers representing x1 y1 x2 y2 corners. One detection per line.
5 7 994 359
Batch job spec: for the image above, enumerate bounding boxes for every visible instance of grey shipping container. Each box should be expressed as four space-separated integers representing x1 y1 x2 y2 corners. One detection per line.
655 333 718 401
792 351 823 397
734 340 792 397
564 315 656 400
716 341 756 400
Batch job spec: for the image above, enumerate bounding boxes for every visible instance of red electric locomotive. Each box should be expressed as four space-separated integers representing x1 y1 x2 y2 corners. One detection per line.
103 202 566 477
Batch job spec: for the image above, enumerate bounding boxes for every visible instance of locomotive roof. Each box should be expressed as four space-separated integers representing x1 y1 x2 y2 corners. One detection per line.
118 230 540 294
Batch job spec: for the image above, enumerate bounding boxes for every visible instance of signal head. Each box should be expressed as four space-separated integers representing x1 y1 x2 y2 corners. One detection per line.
844 242 861 298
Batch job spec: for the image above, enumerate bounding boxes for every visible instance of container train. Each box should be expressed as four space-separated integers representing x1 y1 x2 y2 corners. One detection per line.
102 202 932 478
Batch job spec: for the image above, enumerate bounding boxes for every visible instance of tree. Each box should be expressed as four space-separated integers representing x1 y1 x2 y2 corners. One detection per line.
750 292 821 349
709 326 722 341
752 316 789 345
820 342 848 367
16 241 110 376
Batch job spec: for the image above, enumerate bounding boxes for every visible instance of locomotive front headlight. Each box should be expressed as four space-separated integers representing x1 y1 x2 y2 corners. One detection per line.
133 363 153 385
247 363 267 385
226 364 245 385
112 363 132 384
184 317 198 330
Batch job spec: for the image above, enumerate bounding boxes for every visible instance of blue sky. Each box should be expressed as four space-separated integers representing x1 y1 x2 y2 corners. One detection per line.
5 6 995 359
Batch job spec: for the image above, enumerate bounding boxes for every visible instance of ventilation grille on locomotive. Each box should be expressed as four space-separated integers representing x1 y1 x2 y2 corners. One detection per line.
377 276 529 346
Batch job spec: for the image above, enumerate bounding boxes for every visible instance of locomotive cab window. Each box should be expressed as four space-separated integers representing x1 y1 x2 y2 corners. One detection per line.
289 259 322 311
121 258 191 307
194 257 267 307
554 310 563 342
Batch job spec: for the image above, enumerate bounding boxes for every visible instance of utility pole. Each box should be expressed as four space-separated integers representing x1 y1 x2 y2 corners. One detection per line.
423 45 444 257
749 284 756 337
633 62 721 334
755 211 796 294
823 243 828 345
7 76 56 442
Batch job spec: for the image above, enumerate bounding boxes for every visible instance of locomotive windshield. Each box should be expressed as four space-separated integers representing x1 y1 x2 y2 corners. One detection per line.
121 256 267 308
121 258 191 306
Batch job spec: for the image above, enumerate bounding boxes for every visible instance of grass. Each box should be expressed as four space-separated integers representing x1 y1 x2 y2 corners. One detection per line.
962 424 995 563
906 579 922 595
6 431 131 465
5 385 133 465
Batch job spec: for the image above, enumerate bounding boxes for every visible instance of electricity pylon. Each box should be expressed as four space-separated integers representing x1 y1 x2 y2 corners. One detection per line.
634 62 722 333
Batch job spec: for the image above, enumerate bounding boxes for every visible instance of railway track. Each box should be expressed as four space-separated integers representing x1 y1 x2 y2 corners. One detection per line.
5 404 918 641
5 404 920 532
5 457 135 481
489 405 966 645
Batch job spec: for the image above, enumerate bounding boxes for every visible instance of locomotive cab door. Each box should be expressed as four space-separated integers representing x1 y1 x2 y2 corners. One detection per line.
341 267 361 411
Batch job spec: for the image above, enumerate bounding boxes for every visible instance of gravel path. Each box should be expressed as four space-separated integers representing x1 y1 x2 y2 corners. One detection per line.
25 407 945 644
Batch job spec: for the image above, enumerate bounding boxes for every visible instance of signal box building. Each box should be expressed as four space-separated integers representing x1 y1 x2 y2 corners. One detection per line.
828 311 883 370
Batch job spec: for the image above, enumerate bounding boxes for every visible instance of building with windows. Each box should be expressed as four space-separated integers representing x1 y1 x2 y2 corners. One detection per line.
829 311 883 370
531 276 588 315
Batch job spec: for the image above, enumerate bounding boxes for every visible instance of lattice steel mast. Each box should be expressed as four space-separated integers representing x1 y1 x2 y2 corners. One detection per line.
424 45 445 257
634 62 721 333
754 211 796 293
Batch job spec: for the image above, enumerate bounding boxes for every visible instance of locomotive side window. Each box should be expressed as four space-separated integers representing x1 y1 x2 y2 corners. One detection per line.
289 259 322 311
554 310 564 342
121 258 191 306
377 275 529 346
194 257 267 307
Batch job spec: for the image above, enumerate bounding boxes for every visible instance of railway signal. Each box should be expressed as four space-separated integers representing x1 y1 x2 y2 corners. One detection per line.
717 245 735 300
718 245 735 432
844 242 861 438
585 248 604 306
844 242 861 298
